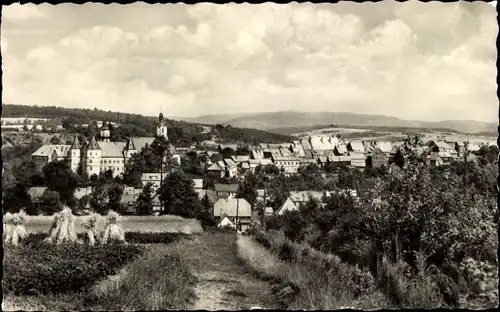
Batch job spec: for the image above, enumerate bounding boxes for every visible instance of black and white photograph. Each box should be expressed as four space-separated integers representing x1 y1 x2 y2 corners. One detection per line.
1 1 499 310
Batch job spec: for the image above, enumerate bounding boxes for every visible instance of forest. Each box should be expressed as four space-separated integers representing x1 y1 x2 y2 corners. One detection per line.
2 104 294 146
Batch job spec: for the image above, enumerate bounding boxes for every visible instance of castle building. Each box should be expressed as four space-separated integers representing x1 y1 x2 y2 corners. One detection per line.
32 114 174 178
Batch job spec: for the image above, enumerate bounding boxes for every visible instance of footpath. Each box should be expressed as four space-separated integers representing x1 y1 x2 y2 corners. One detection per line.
169 230 279 310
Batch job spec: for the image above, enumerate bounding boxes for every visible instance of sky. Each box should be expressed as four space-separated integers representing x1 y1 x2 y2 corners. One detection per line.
1 1 498 122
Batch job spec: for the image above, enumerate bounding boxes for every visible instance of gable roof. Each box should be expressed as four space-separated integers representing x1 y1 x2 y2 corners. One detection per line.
198 189 218 203
217 214 236 227
277 197 298 215
348 141 365 152
214 183 239 193
28 187 48 201
377 141 393 153
131 137 155 151
100 141 126 158
32 145 71 158
213 198 251 217
207 162 225 171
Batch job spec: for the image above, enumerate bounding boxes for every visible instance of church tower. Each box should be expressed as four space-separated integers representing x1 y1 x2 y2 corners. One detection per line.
86 136 102 178
100 121 111 142
157 113 168 141
69 134 82 173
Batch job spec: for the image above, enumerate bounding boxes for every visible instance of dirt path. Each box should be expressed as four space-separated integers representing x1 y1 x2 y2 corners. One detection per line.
168 230 279 310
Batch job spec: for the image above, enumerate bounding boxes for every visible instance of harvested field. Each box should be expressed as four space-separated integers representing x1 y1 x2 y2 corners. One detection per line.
20 215 203 234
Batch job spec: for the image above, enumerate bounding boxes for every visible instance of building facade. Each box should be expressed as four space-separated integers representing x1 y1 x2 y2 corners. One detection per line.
32 114 173 178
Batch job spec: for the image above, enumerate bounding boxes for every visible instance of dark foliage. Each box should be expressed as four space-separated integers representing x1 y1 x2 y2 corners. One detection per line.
3 240 143 296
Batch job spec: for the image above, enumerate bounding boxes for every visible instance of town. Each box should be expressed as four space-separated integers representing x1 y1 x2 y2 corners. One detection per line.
2 110 498 231
2 2 498 311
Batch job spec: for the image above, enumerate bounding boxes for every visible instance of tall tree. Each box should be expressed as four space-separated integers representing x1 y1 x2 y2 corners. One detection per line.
42 160 79 206
136 182 154 215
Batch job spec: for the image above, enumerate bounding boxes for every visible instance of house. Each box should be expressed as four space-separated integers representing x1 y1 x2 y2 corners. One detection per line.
426 153 444 168
333 144 348 156
217 214 236 229
289 191 328 207
370 148 388 168
328 155 351 167
376 141 393 157
250 149 265 160
31 145 71 171
301 139 313 152
214 183 239 198
232 155 250 163
427 141 457 158
300 158 316 167
347 141 365 153
200 140 219 149
277 197 298 215
272 156 301 174
264 207 274 216
213 197 252 230
224 158 239 178
291 142 306 158
198 189 219 204
350 152 366 168
192 179 203 194
141 172 163 191
207 161 226 178
310 136 335 152
28 186 48 210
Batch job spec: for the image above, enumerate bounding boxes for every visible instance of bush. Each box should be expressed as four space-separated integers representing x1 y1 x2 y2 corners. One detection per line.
3 241 143 295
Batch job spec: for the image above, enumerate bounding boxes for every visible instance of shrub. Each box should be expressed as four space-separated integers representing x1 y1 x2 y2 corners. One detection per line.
3 242 143 296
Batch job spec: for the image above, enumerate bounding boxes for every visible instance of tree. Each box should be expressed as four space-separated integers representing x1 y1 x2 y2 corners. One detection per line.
3 184 34 214
158 170 213 225
89 183 107 214
158 170 200 217
107 182 124 212
42 160 79 206
50 136 61 144
237 171 259 206
40 189 61 215
136 182 154 215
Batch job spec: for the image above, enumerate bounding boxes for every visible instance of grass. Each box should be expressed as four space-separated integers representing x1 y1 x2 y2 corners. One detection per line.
2 245 197 311
22 215 204 234
235 234 390 310
2 230 198 311
85 245 198 310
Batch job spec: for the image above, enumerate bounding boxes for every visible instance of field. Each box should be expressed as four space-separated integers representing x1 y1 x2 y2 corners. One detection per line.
22 215 204 234
292 126 495 144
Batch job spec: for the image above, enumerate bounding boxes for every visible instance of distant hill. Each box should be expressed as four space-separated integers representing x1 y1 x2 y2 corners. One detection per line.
181 111 497 135
1 104 294 145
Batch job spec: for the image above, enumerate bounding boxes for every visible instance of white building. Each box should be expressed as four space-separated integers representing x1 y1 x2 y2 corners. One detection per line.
31 113 174 177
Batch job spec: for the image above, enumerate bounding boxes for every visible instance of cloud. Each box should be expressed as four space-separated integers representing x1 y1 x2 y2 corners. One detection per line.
1 2 497 121
2 3 47 20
